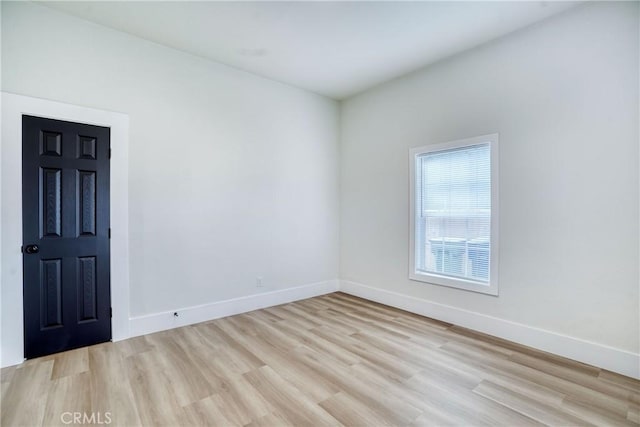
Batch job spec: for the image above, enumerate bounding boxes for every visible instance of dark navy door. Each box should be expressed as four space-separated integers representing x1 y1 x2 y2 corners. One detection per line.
22 115 111 359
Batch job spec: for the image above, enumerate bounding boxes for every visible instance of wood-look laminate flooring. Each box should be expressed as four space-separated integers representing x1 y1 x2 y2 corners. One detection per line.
1 292 638 426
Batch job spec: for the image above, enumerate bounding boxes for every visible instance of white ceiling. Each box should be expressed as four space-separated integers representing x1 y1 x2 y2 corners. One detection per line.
42 1 579 99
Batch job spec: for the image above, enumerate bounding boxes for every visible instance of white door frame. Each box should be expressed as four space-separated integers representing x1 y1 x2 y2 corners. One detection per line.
1 92 130 367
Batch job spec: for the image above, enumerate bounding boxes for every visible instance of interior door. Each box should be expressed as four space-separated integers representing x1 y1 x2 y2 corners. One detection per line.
22 115 112 359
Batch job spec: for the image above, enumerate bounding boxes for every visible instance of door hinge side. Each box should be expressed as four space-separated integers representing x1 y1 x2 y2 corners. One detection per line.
110 307 113 318
108 228 111 239
109 148 112 159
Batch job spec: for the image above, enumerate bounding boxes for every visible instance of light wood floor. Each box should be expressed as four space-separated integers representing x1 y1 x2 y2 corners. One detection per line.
1 292 638 427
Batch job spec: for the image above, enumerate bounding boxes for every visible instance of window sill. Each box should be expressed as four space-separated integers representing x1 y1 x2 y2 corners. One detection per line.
409 271 498 296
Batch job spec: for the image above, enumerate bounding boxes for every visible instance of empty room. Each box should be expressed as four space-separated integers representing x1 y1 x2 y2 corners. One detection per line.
1 1 638 426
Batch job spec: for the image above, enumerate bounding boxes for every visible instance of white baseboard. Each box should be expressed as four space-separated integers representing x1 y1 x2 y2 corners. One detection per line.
7 276 637 380
129 280 339 338
340 280 640 380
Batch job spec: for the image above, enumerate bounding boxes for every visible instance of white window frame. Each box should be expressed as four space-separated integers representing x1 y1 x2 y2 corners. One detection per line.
409 133 499 296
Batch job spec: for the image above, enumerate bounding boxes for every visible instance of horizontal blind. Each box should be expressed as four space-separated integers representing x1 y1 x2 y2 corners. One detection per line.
416 143 491 282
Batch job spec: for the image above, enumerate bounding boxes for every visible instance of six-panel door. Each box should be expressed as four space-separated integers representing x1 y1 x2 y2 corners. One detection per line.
22 115 111 359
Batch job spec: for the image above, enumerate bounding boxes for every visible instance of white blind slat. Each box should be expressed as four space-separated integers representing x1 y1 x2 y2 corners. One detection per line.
416 143 491 283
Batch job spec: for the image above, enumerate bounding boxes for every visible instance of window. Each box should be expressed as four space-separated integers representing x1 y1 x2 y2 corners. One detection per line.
409 134 499 295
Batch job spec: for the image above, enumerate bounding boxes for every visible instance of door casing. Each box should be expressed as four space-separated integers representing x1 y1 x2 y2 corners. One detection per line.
1 92 130 367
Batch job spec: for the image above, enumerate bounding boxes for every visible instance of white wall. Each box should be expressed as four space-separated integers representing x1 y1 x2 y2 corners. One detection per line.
1 1 339 318
340 1 639 355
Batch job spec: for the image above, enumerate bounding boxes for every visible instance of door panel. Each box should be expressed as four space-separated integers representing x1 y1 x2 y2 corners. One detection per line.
22 115 111 359
41 258 63 328
42 168 62 237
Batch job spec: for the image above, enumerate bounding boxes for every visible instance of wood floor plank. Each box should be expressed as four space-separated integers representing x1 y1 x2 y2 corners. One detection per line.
164 326 233 391
245 410 297 427
310 325 422 379
214 375 274 424
330 293 451 329
600 370 640 394
409 412 467 427
238 332 337 404
333 309 414 340
350 331 454 376
440 335 638 416
265 304 323 330
0 365 17 384
125 349 185 426
88 342 142 426
368 316 450 348
290 345 423 426
629 404 640 424
243 318 342 403
316 295 399 322
1 360 53 427
144 331 218 407
243 365 341 427
473 380 591 426
112 334 154 359
42 372 92 427
405 368 541 426
449 325 602 375
2 293 638 426
274 319 362 366
509 351 638 404
560 395 637 427
181 394 241 427
199 323 266 374
319 391 395 427
311 309 362 336
50 347 89 380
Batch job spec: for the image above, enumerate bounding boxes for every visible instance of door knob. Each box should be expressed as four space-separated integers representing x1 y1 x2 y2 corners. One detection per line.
25 245 39 254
